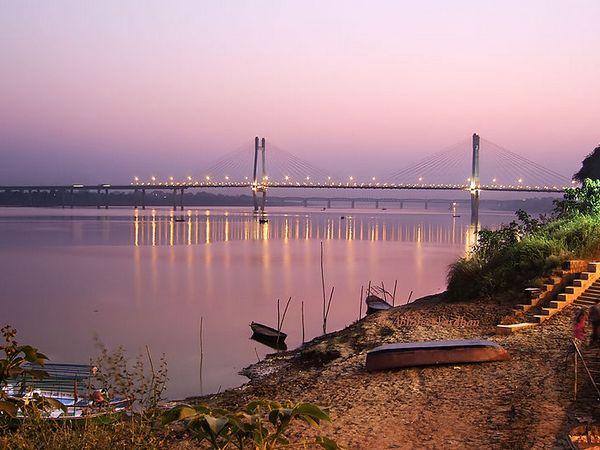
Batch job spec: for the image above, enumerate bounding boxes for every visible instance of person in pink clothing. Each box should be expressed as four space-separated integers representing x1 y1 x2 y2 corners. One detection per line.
573 308 588 343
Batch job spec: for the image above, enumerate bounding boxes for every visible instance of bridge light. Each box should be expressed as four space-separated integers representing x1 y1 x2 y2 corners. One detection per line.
349 176 354 181
306 176 310 180
206 176 211 181
327 176 331 180
187 176 192 181
372 177 376 181
518 178 523 183
151 176 156 182
492 178 497 183
571 180 576 184
285 175 289 181
418 177 423 182
134 176 139 182
225 176 229 180
169 176 174 182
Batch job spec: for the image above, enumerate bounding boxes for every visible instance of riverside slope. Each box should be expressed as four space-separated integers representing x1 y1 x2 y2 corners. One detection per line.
197 294 595 449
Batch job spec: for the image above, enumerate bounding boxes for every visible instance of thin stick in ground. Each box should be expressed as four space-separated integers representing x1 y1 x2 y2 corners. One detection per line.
392 280 398 306
407 290 413 303
381 282 387 302
320 241 327 333
277 296 292 347
301 301 305 343
199 316 204 395
323 286 335 334
359 285 364 320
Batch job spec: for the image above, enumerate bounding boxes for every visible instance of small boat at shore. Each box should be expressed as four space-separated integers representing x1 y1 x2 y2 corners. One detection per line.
365 339 509 371
365 295 392 314
250 322 287 344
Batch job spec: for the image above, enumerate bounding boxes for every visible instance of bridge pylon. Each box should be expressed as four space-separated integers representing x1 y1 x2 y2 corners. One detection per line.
252 137 267 213
470 133 480 228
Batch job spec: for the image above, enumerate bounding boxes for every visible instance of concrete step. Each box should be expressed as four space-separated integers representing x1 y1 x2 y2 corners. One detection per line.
579 295 600 301
514 304 532 311
533 315 549 323
574 301 597 307
549 300 568 309
541 308 558 316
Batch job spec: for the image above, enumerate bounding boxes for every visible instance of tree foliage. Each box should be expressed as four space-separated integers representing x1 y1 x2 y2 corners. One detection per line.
162 399 340 449
554 178 600 218
573 145 600 182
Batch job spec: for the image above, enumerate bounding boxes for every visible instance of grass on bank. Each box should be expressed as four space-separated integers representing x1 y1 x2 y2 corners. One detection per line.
447 179 600 302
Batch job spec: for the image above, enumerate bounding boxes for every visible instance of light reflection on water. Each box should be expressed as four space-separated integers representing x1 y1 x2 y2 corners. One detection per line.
131 210 474 246
0 207 507 399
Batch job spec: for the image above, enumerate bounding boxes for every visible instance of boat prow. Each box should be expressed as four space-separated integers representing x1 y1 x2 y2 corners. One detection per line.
365 295 392 314
366 339 509 371
250 322 287 344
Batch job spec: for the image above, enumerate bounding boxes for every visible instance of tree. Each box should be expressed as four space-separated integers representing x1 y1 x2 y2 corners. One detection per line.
554 178 600 217
574 145 600 182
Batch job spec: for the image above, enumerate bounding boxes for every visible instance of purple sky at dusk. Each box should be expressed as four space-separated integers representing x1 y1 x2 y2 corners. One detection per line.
1 1 599 184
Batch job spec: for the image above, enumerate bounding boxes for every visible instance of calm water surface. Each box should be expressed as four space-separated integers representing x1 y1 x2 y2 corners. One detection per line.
0 206 513 398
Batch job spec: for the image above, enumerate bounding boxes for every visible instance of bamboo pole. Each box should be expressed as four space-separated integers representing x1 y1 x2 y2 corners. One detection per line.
277 299 281 330
368 280 371 296
381 282 387 302
323 286 335 334
574 349 578 400
301 301 305 343
359 285 364 320
392 280 398 306
573 339 600 399
199 316 204 395
320 241 326 333
254 347 260 363
407 290 413 303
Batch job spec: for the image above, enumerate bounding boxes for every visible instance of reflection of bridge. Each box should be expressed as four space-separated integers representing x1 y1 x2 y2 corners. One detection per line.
1 134 572 224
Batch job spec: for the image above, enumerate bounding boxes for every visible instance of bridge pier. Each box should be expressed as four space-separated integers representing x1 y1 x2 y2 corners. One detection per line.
97 189 101 209
70 188 74 208
424 200 428 210
303 199 307 207
104 188 109 209
179 188 184 211
172 188 177 211
141 189 146 210
375 200 379 209
400 201 403 209
327 199 331 208
351 200 355 209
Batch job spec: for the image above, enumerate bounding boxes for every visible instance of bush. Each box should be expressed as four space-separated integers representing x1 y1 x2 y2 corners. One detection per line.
446 186 600 303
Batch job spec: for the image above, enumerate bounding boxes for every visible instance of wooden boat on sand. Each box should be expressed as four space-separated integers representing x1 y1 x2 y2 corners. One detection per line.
366 339 509 371
365 295 392 314
250 322 287 344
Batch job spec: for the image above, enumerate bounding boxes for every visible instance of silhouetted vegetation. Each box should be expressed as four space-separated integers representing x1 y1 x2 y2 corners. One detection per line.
573 144 600 182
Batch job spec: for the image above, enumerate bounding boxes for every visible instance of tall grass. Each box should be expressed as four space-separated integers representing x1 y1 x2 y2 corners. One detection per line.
447 214 600 302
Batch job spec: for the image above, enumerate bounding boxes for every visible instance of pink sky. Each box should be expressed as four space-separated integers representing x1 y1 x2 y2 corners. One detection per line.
1 1 599 184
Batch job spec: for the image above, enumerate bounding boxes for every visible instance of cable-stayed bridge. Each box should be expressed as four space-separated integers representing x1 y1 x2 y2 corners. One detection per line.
0 134 573 213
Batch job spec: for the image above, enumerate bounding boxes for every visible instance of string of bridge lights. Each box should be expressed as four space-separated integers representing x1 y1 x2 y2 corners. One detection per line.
130 174 574 191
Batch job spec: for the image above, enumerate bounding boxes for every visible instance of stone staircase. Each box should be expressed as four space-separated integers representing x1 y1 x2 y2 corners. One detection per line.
574 279 600 307
532 262 600 323
496 261 600 335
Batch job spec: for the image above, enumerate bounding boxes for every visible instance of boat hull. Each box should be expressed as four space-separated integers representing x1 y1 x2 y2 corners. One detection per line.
366 339 509 371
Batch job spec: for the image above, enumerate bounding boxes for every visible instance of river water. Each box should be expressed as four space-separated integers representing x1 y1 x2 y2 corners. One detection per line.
0 206 513 399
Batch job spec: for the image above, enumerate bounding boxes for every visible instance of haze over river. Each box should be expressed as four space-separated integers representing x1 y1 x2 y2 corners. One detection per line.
0 206 513 399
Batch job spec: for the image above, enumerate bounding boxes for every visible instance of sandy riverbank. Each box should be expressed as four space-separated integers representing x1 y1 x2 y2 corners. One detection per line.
192 294 597 449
